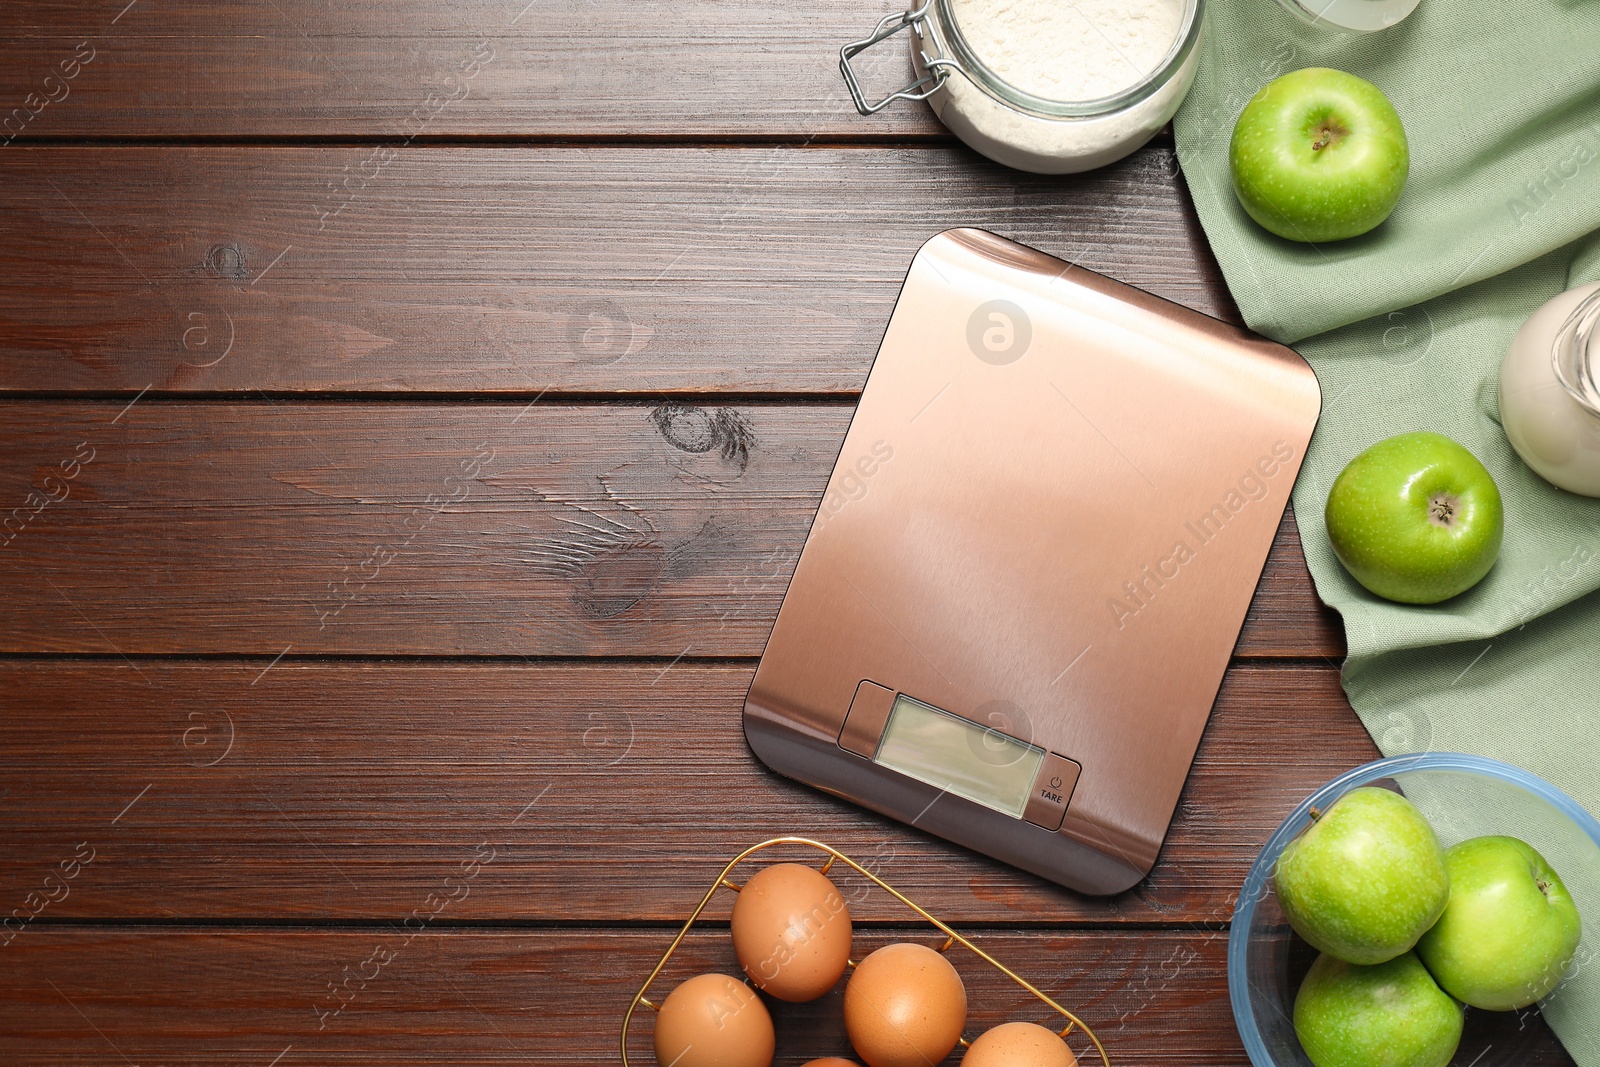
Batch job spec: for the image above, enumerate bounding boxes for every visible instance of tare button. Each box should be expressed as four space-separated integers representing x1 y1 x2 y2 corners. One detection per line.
1023 754 1082 831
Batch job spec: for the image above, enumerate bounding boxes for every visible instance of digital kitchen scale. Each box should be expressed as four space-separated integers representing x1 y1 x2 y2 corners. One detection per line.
744 229 1322 894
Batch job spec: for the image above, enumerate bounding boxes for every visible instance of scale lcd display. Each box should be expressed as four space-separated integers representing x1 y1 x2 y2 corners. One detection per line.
873 694 1044 818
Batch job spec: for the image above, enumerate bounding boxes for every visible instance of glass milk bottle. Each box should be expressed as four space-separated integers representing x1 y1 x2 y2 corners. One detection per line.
1270 0 1422 32
1500 282 1600 497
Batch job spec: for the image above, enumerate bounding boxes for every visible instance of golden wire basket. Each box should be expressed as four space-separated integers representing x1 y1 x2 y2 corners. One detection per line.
621 836 1110 1066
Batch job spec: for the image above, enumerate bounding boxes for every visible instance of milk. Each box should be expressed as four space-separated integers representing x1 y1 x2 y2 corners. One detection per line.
1500 282 1600 498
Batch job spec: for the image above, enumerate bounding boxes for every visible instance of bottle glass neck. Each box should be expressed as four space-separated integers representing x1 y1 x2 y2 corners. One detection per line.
1553 288 1600 418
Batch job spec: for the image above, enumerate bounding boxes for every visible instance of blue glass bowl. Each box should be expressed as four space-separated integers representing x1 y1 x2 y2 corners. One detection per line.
1229 753 1600 1067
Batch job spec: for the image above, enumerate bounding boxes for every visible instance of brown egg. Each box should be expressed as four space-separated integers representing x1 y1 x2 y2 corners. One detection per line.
653 972 775 1067
730 862 853 1002
843 943 967 1067
962 1022 1078 1067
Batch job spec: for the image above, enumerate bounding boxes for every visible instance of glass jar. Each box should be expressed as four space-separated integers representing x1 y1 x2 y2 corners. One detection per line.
1269 0 1422 32
839 0 1205 175
1500 282 1600 498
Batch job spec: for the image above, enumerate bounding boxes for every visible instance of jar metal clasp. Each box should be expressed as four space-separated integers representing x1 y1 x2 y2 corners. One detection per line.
839 2 961 115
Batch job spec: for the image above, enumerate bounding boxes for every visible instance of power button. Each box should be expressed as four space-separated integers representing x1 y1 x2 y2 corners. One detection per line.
1023 754 1081 831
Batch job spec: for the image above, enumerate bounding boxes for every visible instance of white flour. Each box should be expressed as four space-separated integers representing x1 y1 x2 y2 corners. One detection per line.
949 0 1186 102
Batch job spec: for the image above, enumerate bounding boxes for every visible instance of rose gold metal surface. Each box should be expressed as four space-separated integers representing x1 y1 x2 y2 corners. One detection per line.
1024 753 1081 831
743 228 1321 895
840 680 897 757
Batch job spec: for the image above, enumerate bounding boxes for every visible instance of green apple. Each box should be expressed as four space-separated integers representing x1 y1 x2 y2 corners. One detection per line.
1230 67 1409 243
1325 432 1504 605
1416 836 1582 1010
1295 951 1463 1067
1275 786 1449 965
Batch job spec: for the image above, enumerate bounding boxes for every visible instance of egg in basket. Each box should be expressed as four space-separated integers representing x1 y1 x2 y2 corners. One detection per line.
621 837 1110 1067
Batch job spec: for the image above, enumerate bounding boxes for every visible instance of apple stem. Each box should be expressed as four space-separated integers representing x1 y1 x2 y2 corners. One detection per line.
1428 494 1458 528
1308 806 1323 822
1311 120 1349 153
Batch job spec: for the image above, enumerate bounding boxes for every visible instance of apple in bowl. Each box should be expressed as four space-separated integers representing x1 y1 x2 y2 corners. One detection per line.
1274 786 1449 965
1295 951 1462 1067
1417 836 1583 1010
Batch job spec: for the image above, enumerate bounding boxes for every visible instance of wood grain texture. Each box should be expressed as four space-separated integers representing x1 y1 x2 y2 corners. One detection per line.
0 401 1340 657
0 6 1405 1061
0 144 1230 394
0 661 1371 923
0 1 946 139
0 928 1243 1066
0 927 1569 1067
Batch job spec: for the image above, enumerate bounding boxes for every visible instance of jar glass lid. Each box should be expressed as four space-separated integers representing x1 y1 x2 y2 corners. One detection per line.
938 0 1204 118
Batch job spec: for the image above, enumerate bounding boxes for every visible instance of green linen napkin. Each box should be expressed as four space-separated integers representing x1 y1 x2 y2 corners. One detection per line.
1172 0 1600 1061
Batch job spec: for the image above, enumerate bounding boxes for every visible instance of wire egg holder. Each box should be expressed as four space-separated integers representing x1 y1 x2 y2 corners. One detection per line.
621 836 1110 1066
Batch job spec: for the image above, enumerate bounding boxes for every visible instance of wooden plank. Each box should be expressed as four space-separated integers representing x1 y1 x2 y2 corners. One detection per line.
0 144 1231 395
0 927 1568 1067
0 1 945 139
0 661 1371 923
0 928 1243 1067
0 402 1339 657
1246 508 1343 660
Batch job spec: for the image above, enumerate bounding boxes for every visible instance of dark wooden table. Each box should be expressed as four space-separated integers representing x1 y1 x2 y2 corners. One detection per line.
0 3 1571 1065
